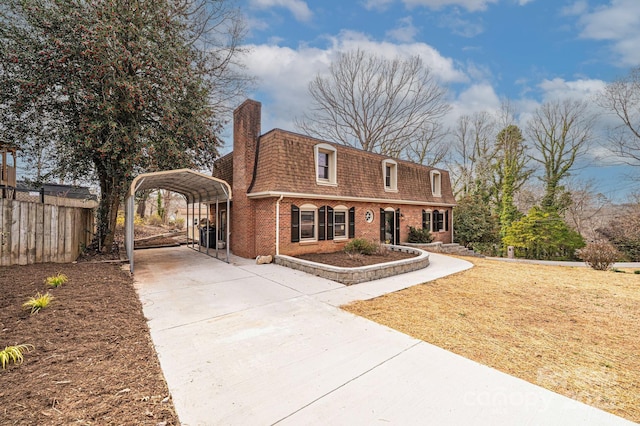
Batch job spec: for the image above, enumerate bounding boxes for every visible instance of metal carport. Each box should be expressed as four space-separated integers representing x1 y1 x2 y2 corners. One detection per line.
125 169 232 273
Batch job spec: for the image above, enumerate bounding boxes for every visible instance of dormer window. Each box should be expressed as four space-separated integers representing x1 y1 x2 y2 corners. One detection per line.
431 170 441 197
382 159 398 192
314 143 337 186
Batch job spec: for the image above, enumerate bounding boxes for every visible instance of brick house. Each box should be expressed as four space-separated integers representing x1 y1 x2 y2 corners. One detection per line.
212 99 456 259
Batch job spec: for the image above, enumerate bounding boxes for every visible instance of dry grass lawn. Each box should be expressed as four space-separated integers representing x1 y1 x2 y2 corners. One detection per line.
343 258 640 423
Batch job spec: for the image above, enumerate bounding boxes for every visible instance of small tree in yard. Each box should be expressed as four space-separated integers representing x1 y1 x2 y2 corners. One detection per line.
577 241 621 270
453 194 500 253
503 207 585 260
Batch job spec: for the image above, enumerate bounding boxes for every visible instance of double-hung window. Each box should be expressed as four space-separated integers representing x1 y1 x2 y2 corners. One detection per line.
291 204 318 242
333 208 347 240
431 209 449 232
431 170 442 197
314 143 337 186
317 152 329 180
382 159 398 192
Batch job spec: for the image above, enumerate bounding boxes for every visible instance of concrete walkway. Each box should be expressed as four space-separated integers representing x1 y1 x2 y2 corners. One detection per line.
133 246 634 426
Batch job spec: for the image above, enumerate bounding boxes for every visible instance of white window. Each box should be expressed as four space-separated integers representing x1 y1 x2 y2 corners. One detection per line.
333 205 348 240
314 143 337 186
431 170 441 197
382 159 398 192
300 204 317 241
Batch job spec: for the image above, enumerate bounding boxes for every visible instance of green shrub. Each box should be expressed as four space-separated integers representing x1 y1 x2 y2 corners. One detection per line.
408 226 433 243
576 241 621 271
46 272 68 287
0 344 34 369
23 292 53 314
147 214 163 226
344 238 379 255
634 270 640 275
469 242 500 257
502 207 585 260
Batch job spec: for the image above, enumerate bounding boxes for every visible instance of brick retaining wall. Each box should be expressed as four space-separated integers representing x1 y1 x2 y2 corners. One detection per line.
274 245 429 285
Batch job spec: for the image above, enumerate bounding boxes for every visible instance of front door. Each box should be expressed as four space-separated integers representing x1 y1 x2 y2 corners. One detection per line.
384 210 395 245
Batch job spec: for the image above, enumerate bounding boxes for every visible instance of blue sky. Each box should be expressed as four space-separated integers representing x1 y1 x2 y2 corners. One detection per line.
230 0 640 202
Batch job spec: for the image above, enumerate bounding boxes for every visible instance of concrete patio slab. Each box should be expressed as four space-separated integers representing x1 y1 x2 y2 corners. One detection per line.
133 246 634 426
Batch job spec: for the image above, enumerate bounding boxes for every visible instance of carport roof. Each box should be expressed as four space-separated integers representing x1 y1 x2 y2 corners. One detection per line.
130 169 231 204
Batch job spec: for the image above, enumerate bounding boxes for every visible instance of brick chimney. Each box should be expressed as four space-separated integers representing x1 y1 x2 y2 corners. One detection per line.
231 99 261 257
233 99 261 193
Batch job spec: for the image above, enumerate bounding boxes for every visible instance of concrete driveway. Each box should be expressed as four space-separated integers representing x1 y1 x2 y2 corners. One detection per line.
133 246 633 426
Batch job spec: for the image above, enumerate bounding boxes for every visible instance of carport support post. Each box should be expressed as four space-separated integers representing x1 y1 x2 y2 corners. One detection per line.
198 203 202 252
215 198 219 258
226 197 230 262
206 202 210 256
188 202 192 248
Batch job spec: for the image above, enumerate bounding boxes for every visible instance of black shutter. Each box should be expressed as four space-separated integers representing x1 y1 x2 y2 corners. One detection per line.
318 206 326 241
348 207 355 239
395 208 401 245
422 210 427 229
445 209 449 232
327 207 334 240
380 208 385 242
291 204 299 243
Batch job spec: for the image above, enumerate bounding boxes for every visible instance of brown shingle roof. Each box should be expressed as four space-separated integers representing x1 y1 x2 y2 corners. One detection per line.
249 129 456 205
212 152 233 187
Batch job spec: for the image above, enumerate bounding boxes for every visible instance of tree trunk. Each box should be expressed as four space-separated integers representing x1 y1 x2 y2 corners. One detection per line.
98 173 125 253
136 191 148 218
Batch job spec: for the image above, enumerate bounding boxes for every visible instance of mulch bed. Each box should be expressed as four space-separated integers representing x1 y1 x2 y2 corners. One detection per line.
0 262 179 425
295 249 416 267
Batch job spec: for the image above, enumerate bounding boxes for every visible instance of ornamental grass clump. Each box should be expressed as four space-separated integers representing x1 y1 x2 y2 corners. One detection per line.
23 292 54 314
0 344 34 369
344 238 379 255
576 241 621 271
46 272 68 288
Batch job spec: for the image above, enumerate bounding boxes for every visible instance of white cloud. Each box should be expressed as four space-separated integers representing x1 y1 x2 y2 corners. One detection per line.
447 83 501 126
401 0 499 12
438 10 484 37
249 0 313 22
537 77 606 102
574 0 640 66
560 0 588 16
329 31 468 83
240 32 468 131
362 0 395 11
386 16 420 42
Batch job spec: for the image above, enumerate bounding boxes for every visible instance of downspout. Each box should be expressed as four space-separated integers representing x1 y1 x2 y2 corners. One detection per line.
275 194 284 256
451 207 455 244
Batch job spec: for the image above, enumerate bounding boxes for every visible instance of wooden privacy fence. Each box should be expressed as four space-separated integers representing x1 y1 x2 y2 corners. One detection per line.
0 198 94 266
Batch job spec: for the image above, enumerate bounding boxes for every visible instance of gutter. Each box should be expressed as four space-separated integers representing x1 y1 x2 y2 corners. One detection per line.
247 190 457 208
275 194 284 255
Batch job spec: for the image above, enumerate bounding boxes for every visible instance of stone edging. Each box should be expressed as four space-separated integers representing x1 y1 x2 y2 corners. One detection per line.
274 245 429 285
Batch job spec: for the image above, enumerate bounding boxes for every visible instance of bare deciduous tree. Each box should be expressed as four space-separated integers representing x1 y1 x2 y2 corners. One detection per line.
563 179 610 241
598 67 640 170
448 111 496 198
296 49 450 165
526 99 594 211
